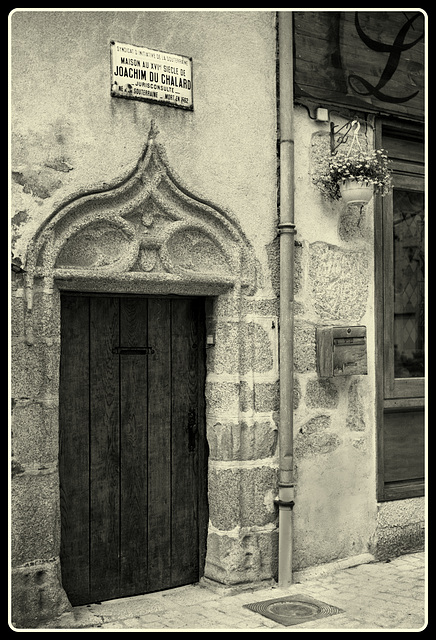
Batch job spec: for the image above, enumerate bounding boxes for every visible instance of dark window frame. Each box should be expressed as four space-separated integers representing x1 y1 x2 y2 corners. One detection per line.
375 118 425 501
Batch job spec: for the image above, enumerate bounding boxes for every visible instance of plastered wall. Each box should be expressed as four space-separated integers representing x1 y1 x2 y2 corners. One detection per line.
291 106 424 569
11 10 278 269
290 107 379 568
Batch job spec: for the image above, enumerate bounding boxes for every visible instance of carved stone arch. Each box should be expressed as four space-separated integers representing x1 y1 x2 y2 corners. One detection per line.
25 121 258 301
15 124 276 616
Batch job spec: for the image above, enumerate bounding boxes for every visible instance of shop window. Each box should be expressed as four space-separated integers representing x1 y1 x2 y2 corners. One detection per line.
375 122 425 501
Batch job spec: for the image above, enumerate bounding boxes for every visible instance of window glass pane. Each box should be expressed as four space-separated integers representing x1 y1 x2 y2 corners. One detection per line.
393 189 425 377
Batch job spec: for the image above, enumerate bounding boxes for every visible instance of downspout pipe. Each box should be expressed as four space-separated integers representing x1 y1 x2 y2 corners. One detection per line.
276 10 296 588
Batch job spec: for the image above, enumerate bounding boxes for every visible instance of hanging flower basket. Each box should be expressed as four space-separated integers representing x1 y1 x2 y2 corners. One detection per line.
313 121 392 203
339 179 374 205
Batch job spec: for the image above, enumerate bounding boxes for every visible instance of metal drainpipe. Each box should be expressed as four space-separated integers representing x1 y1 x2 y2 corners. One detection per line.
276 10 296 588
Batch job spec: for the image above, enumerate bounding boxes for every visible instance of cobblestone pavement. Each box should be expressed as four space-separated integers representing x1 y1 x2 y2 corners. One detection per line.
37 551 426 631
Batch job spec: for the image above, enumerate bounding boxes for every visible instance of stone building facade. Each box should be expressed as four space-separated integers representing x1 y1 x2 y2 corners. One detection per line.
10 10 425 628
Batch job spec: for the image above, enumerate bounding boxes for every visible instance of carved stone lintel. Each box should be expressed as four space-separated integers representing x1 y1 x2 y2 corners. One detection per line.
26 122 257 295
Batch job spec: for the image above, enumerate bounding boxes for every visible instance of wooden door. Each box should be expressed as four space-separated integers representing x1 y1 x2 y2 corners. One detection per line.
59 295 208 605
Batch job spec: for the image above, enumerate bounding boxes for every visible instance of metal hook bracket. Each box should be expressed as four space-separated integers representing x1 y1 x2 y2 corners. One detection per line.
330 119 360 155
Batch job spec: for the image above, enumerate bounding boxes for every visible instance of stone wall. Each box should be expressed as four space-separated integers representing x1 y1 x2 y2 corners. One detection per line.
11 267 71 627
204 293 280 585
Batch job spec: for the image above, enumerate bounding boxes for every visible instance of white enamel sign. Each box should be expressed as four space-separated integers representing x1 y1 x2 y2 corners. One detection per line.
110 41 193 110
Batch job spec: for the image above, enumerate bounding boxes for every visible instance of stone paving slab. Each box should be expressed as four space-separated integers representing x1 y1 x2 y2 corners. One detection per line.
36 551 426 631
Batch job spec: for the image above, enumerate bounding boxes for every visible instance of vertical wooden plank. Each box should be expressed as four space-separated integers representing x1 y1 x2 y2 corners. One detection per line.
59 295 90 606
195 299 208 577
147 298 172 591
170 298 201 586
89 296 120 601
119 297 149 595
383 189 395 399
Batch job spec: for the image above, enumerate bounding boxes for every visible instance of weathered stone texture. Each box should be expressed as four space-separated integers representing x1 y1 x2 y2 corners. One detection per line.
204 527 278 585
208 466 278 530
309 241 369 322
31 291 60 339
240 322 275 375
265 236 280 297
11 471 60 567
238 381 279 413
293 377 301 409
374 522 425 561
309 131 330 183
207 321 239 374
352 436 368 451
338 203 369 242
266 236 304 298
166 229 231 275
11 342 46 399
10 292 26 337
346 379 366 431
293 242 304 294
206 381 240 415
11 559 71 628
11 402 58 465
243 297 279 317
207 419 277 461
294 319 316 373
12 167 63 200
295 415 341 458
305 377 339 409
207 319 276 376
373 500 425 560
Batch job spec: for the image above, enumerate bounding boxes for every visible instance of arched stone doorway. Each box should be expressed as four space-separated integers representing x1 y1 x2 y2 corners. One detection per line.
12 123 279 624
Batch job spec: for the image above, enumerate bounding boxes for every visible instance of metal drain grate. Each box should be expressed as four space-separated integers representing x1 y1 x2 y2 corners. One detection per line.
244 594 343 626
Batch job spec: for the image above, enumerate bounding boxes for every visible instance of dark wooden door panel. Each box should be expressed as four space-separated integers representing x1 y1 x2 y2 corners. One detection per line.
59 295 207 605
171 298 202 586
89 297 121 601
119 297 149 596
59 295 90 605
147 298 172 591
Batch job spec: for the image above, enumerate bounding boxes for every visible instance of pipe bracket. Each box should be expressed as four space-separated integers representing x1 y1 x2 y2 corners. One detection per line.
278 222 297 234
274 497 295 510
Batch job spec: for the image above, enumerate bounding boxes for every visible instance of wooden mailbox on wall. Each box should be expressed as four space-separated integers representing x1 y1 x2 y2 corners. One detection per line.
316 326 368 377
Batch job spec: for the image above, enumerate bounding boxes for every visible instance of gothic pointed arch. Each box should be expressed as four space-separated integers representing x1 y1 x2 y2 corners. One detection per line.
25 121 258 300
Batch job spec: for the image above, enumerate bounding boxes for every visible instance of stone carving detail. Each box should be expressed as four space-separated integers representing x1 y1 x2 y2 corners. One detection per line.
27 121 257 295
55 220 139 271
164 226 230 275
137 247 158 272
